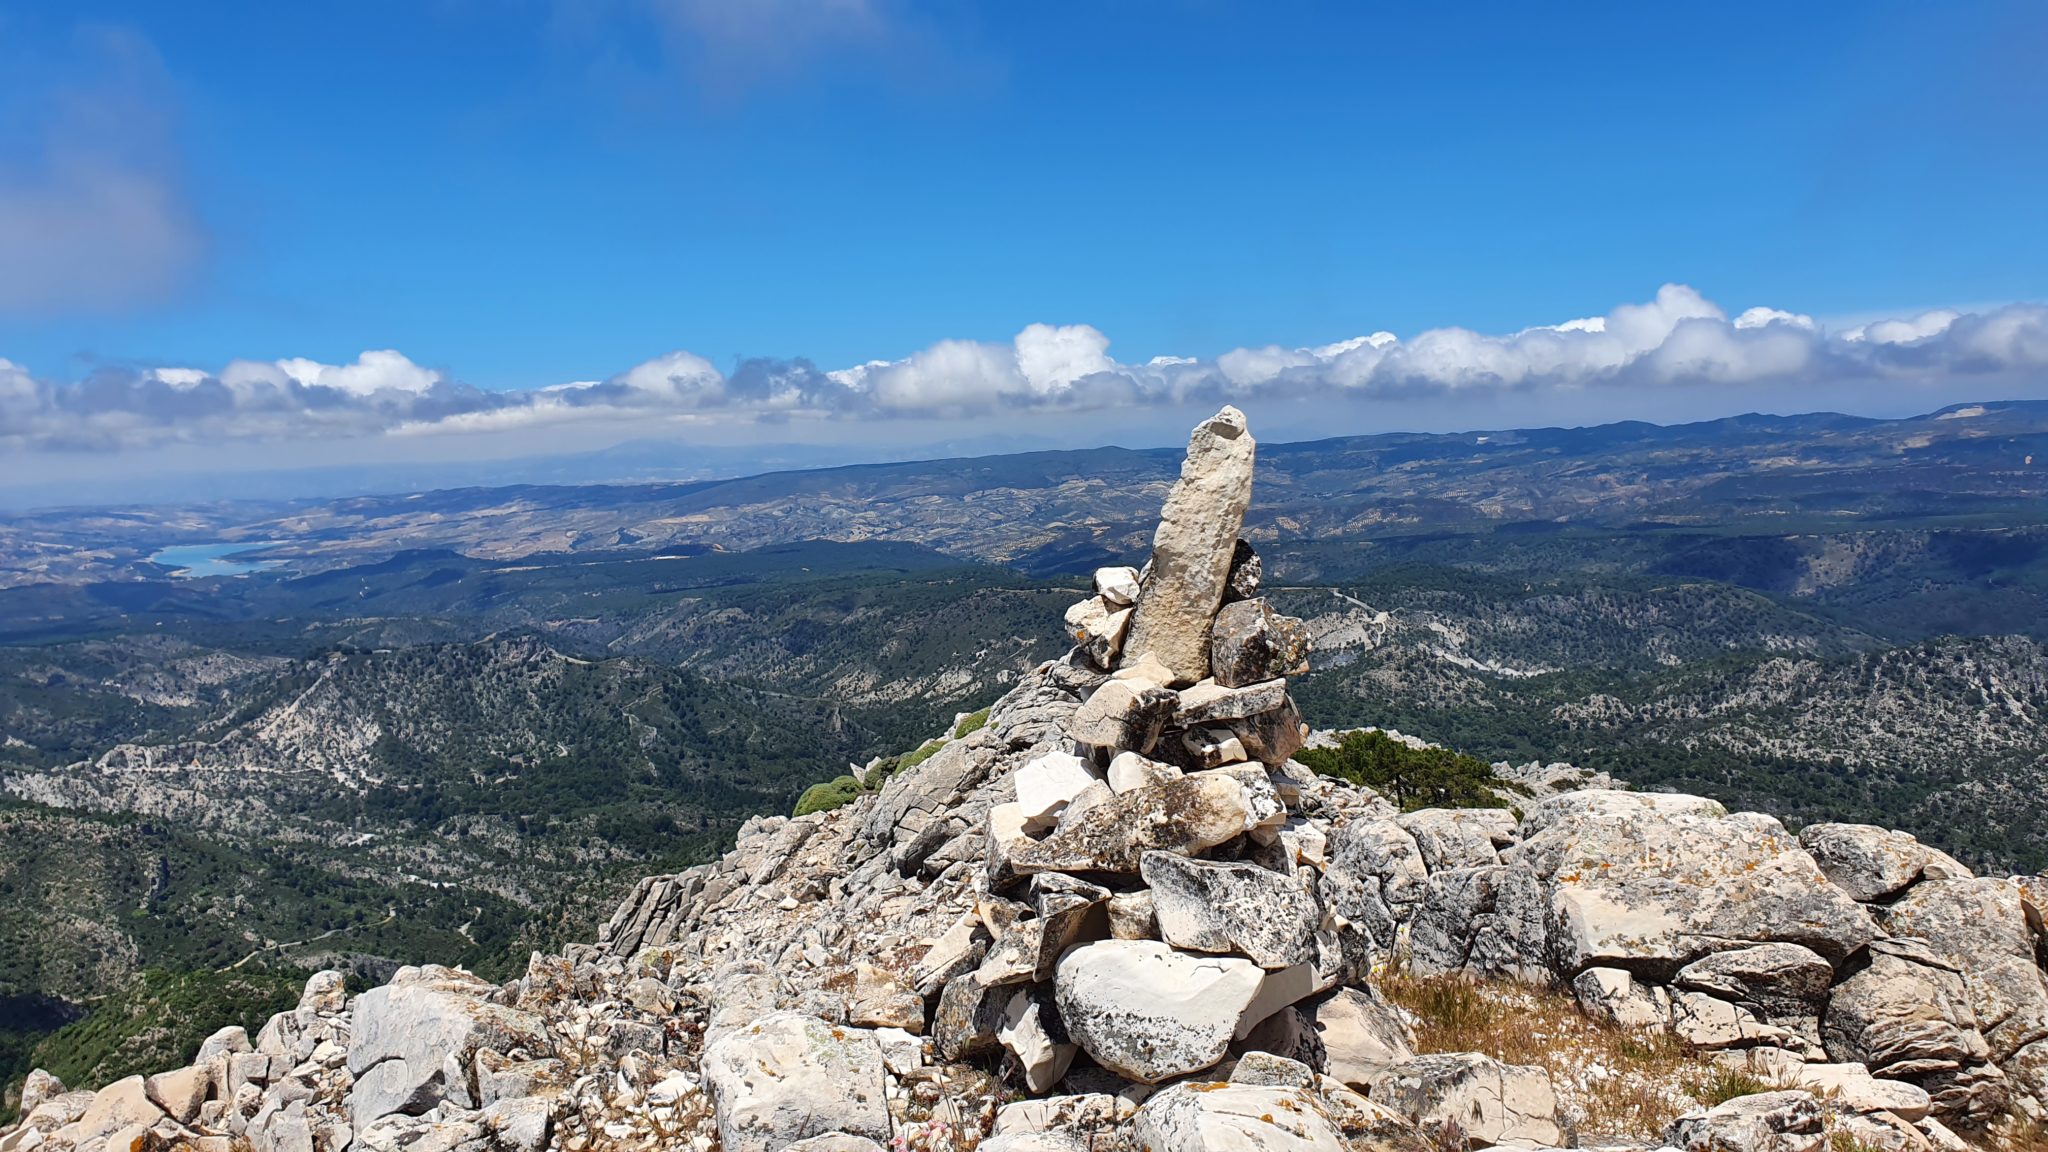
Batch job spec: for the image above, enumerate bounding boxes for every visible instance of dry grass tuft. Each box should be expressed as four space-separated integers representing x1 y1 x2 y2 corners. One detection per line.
1690 1066 1778 1107
1988 1115 2048 1152
1376 967 1708 1143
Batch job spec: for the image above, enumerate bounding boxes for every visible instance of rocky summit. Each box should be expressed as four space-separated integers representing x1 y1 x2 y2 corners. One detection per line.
6 407 2048 1152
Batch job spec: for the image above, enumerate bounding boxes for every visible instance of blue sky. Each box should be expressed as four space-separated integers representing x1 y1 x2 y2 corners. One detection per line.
2 2 2046 497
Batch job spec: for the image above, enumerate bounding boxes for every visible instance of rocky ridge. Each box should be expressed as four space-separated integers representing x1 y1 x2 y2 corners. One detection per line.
7 407 2048 1152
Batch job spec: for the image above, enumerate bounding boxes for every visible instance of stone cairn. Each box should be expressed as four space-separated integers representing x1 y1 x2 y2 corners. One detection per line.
8 405 2048 1152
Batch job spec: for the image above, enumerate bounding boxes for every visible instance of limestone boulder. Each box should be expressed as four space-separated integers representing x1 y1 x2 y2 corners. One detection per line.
1316 818 1428 956
142 1063 213 1125
981 1134 1090 1152
1109 889 1157 939
1180 727 1251 769
1208 599 1311 690
1406 864 1547 983
1776 1062 1933 1120
1142 851 1321 969
1511 790 1876 978
347 965 550 1128
17 1070 64 1119
1669 991 1800 1051
979 874 1111 983
1174 678 1289 727
997 987 1078 1093
57 1077 165 1150
1881 878 2048 1066
297 969 347 1015
1675 942 1833 1047
1821 939 2010 1124
1397 809 1514 873
1014 751 1104 832
197 1026 252 1061
1095 566 1142 607
1228 696 1307 767
1798 823 1971 903
1309 987 1415 1090
1573 967 1671 1030
784 1137 888 1152
1069 679 1178 753
934 973 1009 1061
992 1092 1131 1140
1008 773 1252 876
700 1013 892 1152
1107 751 1182 794
1667 1090 1824 1152
1675 943 1834 1019
1366 1053 1561 1148
1053 940 1266 1083
1119 406 1257 686
1132 1082 1347 1152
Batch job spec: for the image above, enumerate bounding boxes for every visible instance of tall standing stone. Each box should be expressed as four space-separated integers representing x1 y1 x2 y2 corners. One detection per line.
1119 406 1256 686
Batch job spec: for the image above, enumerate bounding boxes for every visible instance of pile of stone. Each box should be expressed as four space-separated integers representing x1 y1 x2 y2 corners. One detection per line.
8 405 2048 1152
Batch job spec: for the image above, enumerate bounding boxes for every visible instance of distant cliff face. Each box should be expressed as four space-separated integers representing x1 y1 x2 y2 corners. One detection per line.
10 408 2047 1152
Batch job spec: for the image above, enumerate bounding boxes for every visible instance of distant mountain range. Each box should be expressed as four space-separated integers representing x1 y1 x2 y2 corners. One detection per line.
5 399 2046 589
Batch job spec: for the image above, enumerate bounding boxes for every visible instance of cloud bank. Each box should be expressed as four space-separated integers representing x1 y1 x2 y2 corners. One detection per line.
5 285 2046 453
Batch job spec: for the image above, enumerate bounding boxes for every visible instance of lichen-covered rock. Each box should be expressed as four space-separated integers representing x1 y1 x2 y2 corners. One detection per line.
1666 1089 1824 1152
1142 852 1320 969
935 972 1010 1061
1511 790 1876 978
1224 539 1261 603
1009 773 1252 876
1797 823 1971 903
1406 864 1547 983
1119 406 1257 686
1053 941 1266 1083
701 1013 892 1152
1174 678 1289 727
1227 695 1307 767
1674 942 1832 1048
1669 990 1800 1051
1068 679 1178 753
16 1070 65 1121
1396 809 1513 873
1821 938 2011 1124
1881 879 2048 1053
1208 599 1311 690
1132 1082 1347 1152
1316 818 1427 957
1365 1053 1560 1148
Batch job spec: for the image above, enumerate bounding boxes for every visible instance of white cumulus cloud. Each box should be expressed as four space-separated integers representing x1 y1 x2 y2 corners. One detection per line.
5 286 2047 453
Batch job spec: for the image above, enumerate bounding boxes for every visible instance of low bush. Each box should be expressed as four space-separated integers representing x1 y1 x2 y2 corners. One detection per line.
793 775 862 817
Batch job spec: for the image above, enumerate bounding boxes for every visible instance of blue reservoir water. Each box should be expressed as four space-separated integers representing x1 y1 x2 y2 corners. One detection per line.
149 542 286 578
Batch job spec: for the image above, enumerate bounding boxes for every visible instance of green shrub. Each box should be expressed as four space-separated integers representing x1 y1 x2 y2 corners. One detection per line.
793 776 862 817
1295 729 1529 812
952 707 992 739
896 738 947 773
